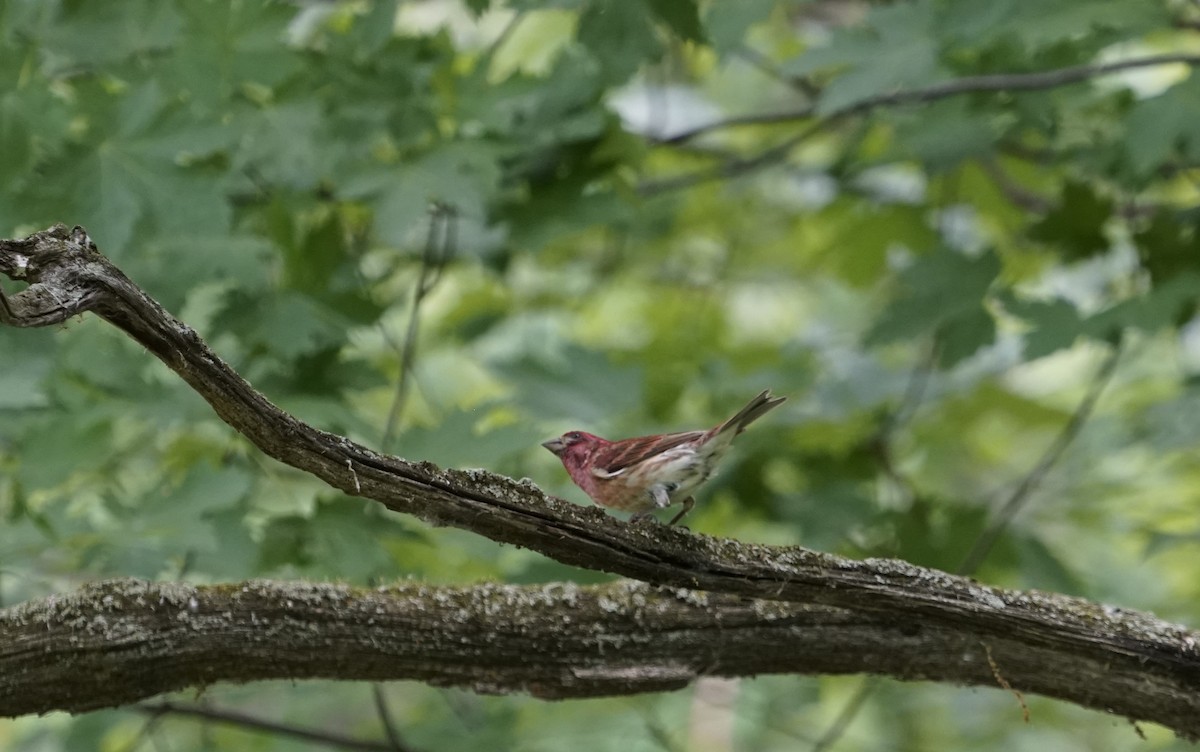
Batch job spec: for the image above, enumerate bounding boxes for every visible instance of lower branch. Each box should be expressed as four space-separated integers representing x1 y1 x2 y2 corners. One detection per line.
1 578 1199 738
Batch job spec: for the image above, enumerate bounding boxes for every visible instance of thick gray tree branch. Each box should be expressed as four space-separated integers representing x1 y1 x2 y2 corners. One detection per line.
2 226 1200 736
0 576 1197 739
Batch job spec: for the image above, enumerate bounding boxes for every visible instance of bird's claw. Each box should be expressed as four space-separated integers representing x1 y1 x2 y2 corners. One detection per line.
667 497 696 527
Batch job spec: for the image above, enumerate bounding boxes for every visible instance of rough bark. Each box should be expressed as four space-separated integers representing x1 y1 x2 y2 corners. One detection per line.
0 577 1196 738
1 225 1199 737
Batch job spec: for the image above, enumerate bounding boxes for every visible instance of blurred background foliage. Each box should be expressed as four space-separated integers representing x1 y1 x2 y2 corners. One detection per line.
1 0 1200 749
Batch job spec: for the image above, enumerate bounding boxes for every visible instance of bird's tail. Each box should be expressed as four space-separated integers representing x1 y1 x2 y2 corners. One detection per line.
715 390 786 436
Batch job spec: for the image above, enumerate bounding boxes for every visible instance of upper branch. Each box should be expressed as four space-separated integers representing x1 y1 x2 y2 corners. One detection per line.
2 226 1200 736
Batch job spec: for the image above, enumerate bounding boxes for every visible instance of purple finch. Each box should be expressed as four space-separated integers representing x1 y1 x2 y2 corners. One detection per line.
541 390 786 525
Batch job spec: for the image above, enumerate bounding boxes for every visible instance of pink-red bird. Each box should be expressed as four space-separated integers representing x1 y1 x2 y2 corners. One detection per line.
542 390 786 525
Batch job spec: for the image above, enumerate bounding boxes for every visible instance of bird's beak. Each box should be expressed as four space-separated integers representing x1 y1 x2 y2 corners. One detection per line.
541 438 566 456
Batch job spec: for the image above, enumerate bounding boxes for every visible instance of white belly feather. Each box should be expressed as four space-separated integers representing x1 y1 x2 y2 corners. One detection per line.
591 445 713 510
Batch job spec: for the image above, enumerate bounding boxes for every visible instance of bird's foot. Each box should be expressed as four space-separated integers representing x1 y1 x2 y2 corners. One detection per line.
667 497 695 527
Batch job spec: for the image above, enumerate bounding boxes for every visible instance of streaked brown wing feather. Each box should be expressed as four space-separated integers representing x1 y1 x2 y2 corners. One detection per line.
592 431 705 473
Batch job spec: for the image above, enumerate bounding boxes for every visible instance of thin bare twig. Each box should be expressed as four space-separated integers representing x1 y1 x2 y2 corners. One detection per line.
482 10 525 66
120 709 166 752
978 159 1054 213
380 205 457 453
136 701 404 752
642 53 1200 195
662 52 1200 146
372 684 415 752
958 342 1122 573
810 678 876 752
639 124 824 195
890 336 942 432
982 158 1163 219
873 336 942 506
733 44 820 97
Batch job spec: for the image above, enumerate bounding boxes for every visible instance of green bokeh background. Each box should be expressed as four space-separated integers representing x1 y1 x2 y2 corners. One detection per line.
2 0 1200 749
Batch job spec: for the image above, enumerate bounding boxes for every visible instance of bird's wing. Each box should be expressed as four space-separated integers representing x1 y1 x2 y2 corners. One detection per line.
592 431 705 474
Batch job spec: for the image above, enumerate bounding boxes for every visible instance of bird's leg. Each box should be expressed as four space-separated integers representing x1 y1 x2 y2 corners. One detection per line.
650 485 673 509
629 486 674 524
667 497 695 526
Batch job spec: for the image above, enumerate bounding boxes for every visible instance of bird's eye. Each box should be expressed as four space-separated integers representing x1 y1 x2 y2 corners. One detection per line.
565 431 582 441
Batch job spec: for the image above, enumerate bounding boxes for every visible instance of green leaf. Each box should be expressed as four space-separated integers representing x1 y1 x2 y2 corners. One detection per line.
366 142 503 247
351 0 400 55
1004 296 1084 360
940 0 1170 53
15 415 114 491
398 409 545 470
164 0 302 110
214 290 354 362
495 343 644 425
138 233 274 310
646 0 705 43
270 205 356 299
894 99 1005 170
1014 533 1086 595
1132 213 1199 283
509 0 587 8
458 54 605 142
233 100 330 190
577 0 663 84
803 202 940 287
1140 390 1200 453
704 0 777 53
39 0 183 72
865 247 1000 365
881 495 989 571
938 306 997 367
1010 274 1200 360
0 71 70 193
1123 76 1200 178
1027 180 1113 260
0 332 55 409
786 0 944 113
22 81 233 252
259 499 419 580
1086 273 1200 336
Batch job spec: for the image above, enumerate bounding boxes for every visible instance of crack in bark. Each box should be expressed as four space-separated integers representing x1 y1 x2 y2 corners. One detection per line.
1 225 1199 737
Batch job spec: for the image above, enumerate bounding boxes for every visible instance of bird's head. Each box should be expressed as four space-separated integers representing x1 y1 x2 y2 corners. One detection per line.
541 430 602 469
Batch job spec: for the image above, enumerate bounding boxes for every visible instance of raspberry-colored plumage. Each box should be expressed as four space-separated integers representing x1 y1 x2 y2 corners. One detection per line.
542 390 786 525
